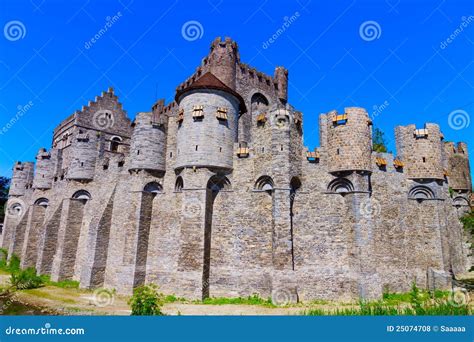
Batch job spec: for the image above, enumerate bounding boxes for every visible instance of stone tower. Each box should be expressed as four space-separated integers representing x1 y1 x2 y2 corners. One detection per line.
9 161 34 196
274 67 288 104
395 123 444 180
32 148 55 190
444 142 471 191
66 130 98 180
128 110 167 172
174 72 244 170
208 37 239 90
324 107 373 173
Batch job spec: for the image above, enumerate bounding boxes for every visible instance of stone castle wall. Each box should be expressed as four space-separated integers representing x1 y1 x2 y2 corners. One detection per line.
1 37 472 302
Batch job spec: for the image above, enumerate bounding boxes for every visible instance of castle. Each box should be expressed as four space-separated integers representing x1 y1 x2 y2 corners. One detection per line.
1 37 472 302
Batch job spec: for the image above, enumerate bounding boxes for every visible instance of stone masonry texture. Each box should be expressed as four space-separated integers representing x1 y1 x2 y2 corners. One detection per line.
1 37 472 302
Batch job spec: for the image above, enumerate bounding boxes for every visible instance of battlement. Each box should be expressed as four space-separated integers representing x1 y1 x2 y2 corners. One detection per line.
323 107 373 173
444 141 471 191
32 148 56 190
129 111 167 172
9 161 34 196
395 123 444 180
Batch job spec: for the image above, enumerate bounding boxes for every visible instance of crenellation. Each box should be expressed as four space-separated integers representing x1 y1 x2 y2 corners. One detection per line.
1 38 472 302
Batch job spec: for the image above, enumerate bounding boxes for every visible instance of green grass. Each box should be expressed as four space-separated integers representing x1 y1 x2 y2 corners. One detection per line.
304 300 470 316
23 288 78 304
305 284 468 316
49 280 80 289
198 294 276 307
164 294 187 303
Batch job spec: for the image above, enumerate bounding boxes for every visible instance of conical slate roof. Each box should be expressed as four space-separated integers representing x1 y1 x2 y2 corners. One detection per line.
175 72 247 113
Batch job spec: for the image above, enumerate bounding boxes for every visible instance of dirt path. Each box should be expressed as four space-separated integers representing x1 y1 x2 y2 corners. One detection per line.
0 272 329 315
13 284 319 315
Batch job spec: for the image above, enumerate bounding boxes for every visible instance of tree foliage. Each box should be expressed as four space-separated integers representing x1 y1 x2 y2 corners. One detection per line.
0 177 10 224
372 127 388 153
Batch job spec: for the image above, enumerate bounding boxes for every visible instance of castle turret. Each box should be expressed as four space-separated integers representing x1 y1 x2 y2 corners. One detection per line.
208 37 238 90
274 66 288 103
325 107 372 173
32 148 56 189
395 123 444 180
445 142 471 190
128 111 167 172
9 161 34 196
174 72 246 170
66 130 98 180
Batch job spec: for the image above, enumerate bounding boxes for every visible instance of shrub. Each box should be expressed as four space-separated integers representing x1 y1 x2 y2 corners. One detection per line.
460 211 474 235
0 248 8 269
10 267 45 290
7 254 20 273
128 284 165 316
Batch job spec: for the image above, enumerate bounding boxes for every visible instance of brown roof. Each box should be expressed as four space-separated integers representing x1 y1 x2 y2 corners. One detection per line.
175 72 247 113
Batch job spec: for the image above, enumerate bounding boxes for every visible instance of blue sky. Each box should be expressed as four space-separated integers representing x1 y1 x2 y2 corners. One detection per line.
0 0 472 179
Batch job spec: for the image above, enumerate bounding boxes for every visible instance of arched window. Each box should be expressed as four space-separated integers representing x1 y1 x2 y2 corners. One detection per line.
251 93 269 112
143 181 162 194
207 176 231 192
453 196 469 207
408 186 434 201
255 176 274 192
110 136 122 153
8 202 23 216
328 178 354 194
72 190 91 200
175 177 184 192
290 177 302 193
34 198 49 207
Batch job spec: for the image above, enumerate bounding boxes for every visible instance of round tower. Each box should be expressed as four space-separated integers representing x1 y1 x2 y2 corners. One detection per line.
174 72 245 170
128 112 167 172
274 66 288 103
326 107 372 173
32 148 55 190
445 141 471 190
208 37 238 90
9 161 34 196
394 123 444 180
66 130 98 180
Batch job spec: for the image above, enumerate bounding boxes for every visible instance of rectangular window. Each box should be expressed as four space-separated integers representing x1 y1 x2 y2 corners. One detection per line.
216 107 228 120
192 105 204 119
